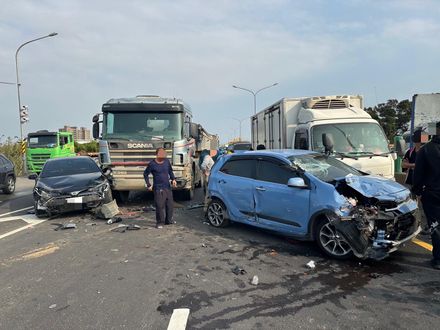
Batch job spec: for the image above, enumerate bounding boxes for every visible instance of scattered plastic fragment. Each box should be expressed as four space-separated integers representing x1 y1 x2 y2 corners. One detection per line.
143 205 156 212
232 266 247 275
53 223 77 231
95 200 119 219
111 249 119 252
306 260 316 269
107 217 122 225
49 304 57 309
251 275 259 286
187 203 205 210
202 243 207 248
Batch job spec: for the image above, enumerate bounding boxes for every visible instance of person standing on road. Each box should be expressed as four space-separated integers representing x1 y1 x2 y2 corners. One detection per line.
412 122 440 270
143 147 177 229
199 149 215 196
402 130 422 186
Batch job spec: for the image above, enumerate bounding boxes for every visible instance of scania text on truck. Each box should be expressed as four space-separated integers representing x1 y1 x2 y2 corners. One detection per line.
92 95 219 201
26 130 75 173
251 95 396 178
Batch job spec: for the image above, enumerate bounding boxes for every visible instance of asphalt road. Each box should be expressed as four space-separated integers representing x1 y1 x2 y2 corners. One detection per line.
0 183 439 329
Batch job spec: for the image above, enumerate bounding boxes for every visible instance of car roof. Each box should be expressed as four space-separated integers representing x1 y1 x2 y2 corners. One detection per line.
227 149 318 159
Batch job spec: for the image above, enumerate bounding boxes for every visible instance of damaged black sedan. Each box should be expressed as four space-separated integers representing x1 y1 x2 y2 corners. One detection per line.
30 157 112 218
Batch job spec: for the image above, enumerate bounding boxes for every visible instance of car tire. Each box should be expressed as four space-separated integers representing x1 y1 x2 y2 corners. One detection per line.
315 217 353 260
3 176 15 194
103 189 113 204
34 201 47 219
206 199 230 227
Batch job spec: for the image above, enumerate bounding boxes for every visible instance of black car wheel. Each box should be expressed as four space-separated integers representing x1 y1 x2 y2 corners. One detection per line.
315 217 353 260
3 176 15 194
206 199 229 227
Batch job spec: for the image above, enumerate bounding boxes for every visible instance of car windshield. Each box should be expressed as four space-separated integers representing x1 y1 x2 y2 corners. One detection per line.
28 135 57 148
289 154 362 182
41 158 100 178
311 123 389 155
103 111 183 141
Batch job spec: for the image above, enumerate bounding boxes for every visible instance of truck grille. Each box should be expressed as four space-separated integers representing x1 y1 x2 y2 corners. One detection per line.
28 153 51 170
109 149 172 164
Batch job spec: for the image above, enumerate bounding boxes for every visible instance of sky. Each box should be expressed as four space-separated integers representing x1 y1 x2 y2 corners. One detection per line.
1 0 439 143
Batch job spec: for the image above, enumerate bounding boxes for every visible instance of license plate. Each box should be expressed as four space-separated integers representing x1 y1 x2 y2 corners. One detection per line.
66 197 83 204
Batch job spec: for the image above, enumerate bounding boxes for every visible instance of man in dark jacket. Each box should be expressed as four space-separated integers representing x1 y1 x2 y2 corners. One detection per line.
413 122 440 270
143 148 177 229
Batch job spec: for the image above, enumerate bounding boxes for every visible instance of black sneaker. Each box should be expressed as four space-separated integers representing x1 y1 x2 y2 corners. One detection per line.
431 259 440 270
165 221 176 225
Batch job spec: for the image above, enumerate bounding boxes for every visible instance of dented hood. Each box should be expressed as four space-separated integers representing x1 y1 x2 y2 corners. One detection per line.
342 175 410 202
37 172 105 194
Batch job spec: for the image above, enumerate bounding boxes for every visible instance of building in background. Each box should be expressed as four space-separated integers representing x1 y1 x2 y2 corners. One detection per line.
59 125 91 144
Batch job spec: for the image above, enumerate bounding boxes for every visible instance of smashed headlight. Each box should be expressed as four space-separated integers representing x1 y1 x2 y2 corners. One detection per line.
34 188 52 201
88 181 110 194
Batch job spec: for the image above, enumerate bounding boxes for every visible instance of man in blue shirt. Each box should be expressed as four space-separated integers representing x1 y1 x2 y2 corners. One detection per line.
143 148 177 228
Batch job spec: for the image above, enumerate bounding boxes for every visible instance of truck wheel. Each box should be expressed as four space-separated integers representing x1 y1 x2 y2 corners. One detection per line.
113 190 129 204
315 217 353 260
206 199 229 227
3 176 16 194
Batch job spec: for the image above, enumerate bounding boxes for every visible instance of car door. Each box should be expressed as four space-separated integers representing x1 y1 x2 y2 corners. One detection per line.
218 157 257 223
0 156 6 184
254 157 310 235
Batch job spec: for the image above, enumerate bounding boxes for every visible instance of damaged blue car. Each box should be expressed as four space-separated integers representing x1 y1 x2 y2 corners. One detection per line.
206 150 420 260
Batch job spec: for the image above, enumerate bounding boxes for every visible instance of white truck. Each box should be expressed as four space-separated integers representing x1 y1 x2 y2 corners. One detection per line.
251 95 396 178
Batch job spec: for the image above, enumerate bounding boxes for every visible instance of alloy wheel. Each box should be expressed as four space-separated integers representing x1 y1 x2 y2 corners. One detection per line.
207 202 225 227
319 222 352 257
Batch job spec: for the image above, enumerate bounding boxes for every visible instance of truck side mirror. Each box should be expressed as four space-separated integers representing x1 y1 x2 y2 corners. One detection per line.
395 138 406 158
93 122 100 139
190 123 199 140
92 114 100 123
322 133 334 154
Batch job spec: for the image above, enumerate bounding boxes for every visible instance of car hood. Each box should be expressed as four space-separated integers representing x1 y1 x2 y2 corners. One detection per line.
37 172 105 194
340 174 410 202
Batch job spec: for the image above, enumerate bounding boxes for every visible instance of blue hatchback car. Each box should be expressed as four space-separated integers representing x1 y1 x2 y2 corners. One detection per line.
206 150 420 260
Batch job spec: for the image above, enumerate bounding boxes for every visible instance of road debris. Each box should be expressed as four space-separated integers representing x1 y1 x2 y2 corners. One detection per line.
94 200 119 219
201 243 207 248
107 217 123 225
232 266 247 275
306 260 316 269
49 304 57 309
251 275 259 285
111 224 141 233
53 223 77 231
187 203 205 210
143 205 156 212
86 223 97 226
266 249 278 256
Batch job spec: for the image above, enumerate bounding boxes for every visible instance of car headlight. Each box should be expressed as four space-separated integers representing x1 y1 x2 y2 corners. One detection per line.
89 181 110 194
34 188 52 201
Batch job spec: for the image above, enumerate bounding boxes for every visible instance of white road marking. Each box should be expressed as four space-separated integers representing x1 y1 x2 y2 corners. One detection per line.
167 308 190 330
0 214 47 240
0 206 33 218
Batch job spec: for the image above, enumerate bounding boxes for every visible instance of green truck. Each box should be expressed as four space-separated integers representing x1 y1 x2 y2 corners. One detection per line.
26 130 76 173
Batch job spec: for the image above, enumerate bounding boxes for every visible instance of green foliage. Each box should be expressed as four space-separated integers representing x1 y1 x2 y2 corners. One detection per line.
365 99 412 140
74 141 98 153
0 138 24 175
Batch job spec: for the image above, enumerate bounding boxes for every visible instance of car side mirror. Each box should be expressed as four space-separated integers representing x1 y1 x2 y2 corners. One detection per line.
322 133 334 154
93 122 100 139
287 177 307 188
28 173 38 180
395 138 406 158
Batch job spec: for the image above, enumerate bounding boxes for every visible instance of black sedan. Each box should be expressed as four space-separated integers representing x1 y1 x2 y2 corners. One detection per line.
0 153 16 194
29 157 112 218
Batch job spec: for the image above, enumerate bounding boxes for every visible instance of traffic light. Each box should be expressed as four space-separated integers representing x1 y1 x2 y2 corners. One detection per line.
20 105 29 123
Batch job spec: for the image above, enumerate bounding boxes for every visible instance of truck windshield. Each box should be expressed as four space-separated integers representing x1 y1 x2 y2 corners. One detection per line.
103 112 183 141
311 123 389 156
28 135 57 148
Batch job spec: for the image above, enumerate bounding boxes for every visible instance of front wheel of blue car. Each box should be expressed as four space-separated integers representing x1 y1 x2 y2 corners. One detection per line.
315 218 353 260
207 200 229 227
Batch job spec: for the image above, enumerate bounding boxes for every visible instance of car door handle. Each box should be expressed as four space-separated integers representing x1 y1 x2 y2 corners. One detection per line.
256 186 266 191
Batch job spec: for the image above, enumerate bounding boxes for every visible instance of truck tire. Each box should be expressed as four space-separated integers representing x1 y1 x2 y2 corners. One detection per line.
314 217 353 260
112 190 129 204
2 176 16 194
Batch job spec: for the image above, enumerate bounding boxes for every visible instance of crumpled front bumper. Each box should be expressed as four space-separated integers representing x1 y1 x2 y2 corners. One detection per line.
36 192 105 213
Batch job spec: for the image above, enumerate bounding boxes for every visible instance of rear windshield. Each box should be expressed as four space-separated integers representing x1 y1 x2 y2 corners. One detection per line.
41 158 100 178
